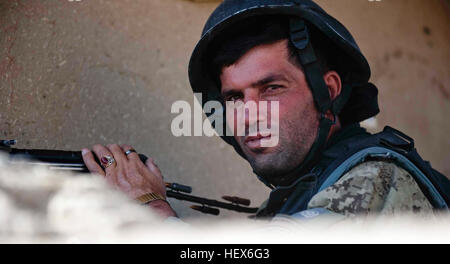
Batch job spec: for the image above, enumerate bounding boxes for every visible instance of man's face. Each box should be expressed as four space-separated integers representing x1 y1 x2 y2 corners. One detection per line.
220 40 319 180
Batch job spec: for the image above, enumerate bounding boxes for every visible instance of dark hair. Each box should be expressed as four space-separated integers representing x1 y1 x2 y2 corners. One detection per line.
207 15 339 90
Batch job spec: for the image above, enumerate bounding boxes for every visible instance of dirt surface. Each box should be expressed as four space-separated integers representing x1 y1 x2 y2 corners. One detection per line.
1 0 449 218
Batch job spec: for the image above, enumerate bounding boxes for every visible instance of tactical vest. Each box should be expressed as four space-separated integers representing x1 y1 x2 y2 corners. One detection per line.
256 125 450 217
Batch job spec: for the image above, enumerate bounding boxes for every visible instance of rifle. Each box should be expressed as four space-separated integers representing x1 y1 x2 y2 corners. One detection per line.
0 140 258 216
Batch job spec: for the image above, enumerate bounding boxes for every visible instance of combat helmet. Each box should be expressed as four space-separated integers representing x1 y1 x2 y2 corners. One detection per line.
188 0 380 188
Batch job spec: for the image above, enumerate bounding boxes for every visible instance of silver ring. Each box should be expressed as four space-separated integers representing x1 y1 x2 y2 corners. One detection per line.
125 149 137 156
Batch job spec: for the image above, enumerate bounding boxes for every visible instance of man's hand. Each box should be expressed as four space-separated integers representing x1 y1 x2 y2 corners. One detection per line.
81 144 177 219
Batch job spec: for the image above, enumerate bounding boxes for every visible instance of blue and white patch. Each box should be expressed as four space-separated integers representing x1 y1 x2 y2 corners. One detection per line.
291 208 331 220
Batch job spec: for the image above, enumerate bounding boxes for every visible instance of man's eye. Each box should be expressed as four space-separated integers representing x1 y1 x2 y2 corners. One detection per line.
226 94 243 102
265 85 282 92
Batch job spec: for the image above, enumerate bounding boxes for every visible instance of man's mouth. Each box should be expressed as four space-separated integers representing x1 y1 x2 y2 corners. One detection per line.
244 134 272 149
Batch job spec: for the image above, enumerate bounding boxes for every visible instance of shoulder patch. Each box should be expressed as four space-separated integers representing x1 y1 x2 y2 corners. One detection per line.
291 208 331 219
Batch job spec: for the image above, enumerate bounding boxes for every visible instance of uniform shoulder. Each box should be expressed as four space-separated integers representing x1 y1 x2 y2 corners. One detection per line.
307 160 433 216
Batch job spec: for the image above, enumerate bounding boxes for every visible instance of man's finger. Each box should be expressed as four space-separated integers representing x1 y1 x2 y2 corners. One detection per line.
92 144 118 184
107 144 128 163
81 148 105 176
145 157 163 179
121 144 140 162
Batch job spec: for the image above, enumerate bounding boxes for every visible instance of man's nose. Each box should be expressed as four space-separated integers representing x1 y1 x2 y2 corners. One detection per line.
242 96 267 134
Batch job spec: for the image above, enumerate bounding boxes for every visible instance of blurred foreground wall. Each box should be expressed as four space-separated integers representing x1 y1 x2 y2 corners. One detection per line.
1 0 449 218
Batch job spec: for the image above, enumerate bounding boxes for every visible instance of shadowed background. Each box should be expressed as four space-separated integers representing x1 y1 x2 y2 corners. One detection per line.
1 0 449 219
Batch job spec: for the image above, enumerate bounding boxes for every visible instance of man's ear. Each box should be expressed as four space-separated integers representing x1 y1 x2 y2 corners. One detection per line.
323 70 342 101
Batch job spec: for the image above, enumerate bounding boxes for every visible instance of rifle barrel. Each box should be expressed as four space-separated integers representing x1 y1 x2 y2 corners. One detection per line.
167 190 258 214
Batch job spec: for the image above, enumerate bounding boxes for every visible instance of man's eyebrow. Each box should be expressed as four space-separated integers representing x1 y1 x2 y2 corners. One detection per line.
221 74 288 98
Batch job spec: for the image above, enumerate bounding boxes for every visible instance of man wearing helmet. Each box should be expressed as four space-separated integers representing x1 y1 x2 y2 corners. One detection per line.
82 0 449 220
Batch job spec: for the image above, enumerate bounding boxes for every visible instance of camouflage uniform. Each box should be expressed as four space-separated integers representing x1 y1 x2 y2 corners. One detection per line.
265 160 436 232
307 160 434 217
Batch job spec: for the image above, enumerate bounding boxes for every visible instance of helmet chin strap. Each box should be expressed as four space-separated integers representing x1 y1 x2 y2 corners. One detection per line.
254 18 339 188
